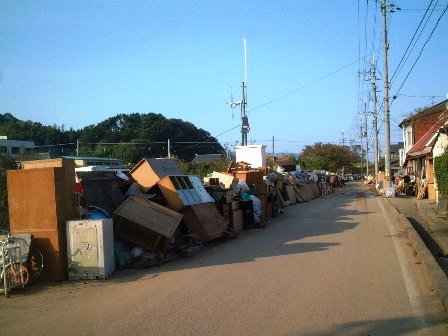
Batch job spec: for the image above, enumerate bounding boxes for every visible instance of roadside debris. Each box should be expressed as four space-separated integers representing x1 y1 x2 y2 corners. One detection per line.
5 157 342 286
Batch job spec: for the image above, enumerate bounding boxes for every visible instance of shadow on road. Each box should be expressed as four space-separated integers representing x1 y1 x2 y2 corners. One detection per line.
300 315 447 336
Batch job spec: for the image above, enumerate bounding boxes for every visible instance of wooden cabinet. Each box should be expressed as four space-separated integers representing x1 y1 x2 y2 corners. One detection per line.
7 164 78 281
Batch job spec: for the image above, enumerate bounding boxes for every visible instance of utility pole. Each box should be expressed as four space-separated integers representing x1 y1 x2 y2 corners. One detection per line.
371 57 379 185
382 0 391 186
272 135 275 167
360 120 363 179
76 139 79 156
167 139 171 158
364 105 369 177
341 131 345 177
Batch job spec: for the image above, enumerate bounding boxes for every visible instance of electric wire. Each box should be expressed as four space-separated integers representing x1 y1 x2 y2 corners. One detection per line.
390 0 437 85
246 56 368 114
392 2 448 100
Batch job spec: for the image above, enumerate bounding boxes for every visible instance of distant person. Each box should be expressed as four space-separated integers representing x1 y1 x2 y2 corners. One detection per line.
403 174 411 194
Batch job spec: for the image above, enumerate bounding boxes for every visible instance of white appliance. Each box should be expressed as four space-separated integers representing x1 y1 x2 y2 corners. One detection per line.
66 219 115 280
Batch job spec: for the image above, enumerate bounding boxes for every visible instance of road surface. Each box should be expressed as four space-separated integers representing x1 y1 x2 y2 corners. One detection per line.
1 182 447 335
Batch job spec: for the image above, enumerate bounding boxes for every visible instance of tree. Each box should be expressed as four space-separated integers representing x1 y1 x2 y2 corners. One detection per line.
0 154 19 231
299 143 359 172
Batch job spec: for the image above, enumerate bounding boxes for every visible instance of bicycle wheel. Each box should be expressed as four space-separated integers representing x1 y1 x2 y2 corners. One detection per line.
5 262 30 287
27 246 44 285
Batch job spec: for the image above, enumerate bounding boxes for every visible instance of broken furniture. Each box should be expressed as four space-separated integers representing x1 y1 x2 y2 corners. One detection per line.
130 158 184 192
157 175 215 212
78 171 126 216
113 195 183 253
181 203 228 243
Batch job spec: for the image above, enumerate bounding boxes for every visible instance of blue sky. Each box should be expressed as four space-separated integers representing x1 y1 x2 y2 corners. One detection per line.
0 1 447 157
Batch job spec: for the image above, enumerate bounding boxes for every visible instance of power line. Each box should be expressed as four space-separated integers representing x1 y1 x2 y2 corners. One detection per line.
393 3 448 98
246 56 368 113
390 0 435 85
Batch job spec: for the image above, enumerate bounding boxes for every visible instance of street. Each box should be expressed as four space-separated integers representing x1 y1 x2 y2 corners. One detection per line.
1 182 447 335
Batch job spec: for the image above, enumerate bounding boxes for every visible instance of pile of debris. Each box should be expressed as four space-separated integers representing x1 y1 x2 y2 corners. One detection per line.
6 157 333 282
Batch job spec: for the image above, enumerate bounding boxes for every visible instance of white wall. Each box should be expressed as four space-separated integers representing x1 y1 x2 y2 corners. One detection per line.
235 145 267 168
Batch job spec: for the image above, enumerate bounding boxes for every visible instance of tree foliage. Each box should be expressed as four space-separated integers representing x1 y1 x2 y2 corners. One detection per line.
0 155 19 231
0 112 223 164
175 157 229 180
299 142 359 172
435 148 448 196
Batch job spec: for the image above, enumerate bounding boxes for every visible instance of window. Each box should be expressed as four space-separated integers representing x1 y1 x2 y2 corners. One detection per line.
0 146 6 154
10 147 20 154
406 131 412 148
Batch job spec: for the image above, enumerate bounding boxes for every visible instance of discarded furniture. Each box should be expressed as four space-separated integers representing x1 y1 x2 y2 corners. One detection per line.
233 170 264 185
113 196 183 253
79 171 125 216
181 203 228 243
157 175 215 212
130 158 184 192
7 160 78 281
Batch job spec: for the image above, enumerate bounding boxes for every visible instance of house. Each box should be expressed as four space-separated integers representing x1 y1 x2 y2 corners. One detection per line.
0 137 35 157
399 99 448 200
390 142 404 175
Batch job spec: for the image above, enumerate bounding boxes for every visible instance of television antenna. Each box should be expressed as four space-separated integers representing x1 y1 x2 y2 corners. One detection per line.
225 37 249 146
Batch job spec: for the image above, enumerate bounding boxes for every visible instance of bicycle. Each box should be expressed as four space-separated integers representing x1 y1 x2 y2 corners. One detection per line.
0 230 44 297
1 230 27 297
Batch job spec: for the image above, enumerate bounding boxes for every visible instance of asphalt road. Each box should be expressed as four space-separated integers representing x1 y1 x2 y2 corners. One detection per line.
1 182 447 335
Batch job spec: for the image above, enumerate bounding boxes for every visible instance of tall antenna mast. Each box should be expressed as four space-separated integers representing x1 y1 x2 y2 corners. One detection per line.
244 36 247 83
225 37 250 146
241 37 249 146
